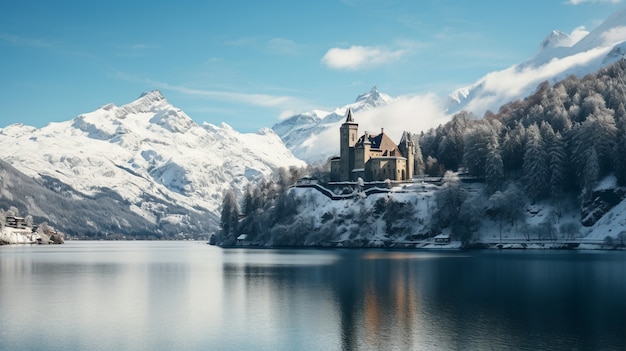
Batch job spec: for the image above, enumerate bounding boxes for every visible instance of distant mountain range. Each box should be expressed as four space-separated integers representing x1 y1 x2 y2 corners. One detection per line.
0 91 304 237
274 7 626 163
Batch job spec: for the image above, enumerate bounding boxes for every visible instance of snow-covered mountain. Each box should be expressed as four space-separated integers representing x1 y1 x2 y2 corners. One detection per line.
276 7 626 163
447 6 626 116
0 91 305 237
272 86 397 162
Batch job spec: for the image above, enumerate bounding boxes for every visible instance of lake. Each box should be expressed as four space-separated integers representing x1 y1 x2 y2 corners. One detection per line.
0 241 625 351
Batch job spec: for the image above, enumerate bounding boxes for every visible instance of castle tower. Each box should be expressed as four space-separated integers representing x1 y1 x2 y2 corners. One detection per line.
340 108 358 181
399 131 415 180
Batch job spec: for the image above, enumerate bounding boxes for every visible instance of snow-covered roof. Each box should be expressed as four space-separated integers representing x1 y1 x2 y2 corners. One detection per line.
237 234 248 240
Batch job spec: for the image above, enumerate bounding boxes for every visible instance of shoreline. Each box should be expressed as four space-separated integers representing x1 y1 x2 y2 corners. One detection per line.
213 239 626 251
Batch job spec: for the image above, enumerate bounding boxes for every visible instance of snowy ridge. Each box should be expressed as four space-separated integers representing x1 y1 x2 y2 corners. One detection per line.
0 91 305 236
447 6 626 117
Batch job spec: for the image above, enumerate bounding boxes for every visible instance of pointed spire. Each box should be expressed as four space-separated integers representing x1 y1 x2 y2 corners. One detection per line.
345 108 355 123
399 131 415 147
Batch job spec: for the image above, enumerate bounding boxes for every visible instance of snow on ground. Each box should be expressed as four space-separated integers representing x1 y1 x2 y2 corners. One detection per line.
0 227 38 244
291 178 626 249
594 175 618 191
584 196 626 240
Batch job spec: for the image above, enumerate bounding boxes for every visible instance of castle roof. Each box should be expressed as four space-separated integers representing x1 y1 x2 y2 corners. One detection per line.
356 131 402 156
344 108 356 124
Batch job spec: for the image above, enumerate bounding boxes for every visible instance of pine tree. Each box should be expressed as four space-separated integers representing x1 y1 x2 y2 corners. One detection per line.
242 185 260 216
437 113 468 171
522 124 549 202
484 134 504 194
501 122 526 176
548 131 567 196
613 116 626 185
569 113 618 187
463 122 497 177
220 190 239 242
583 147 600 195
540 123 568 196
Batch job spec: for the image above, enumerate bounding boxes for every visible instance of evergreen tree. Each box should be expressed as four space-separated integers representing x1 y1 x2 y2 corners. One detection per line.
569 113 618 187
547 131 567 196
434 172 465 228
613 116 626 185
484 134 504 194
242 185 255 216
501 122 526 176
437 113 468 171
539 122 568 196
463 122 497 177
522 124 549 202
220 190 240 243
583 147 600 195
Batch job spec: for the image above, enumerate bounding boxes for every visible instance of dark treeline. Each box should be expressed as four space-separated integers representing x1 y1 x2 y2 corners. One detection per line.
420 59 626 201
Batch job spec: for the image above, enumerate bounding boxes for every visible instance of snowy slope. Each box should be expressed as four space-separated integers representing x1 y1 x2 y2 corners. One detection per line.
447 7 626 117
0 91 305 236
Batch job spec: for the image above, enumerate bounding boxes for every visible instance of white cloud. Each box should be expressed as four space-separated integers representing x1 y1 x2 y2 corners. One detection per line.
565 0 621 4
601 26 626 45
460 45 614 116
356 94 448 140
293 93 448 162
321 45 407 70
568 26 591 46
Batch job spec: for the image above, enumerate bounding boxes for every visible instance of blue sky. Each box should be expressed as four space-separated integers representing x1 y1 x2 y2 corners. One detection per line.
0 0 624 132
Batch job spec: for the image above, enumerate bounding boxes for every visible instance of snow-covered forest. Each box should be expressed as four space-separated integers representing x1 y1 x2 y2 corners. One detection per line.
420 59 626 200
216 59 626 248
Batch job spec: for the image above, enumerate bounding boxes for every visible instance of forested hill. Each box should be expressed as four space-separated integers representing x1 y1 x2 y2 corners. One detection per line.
419 58 626 200
214 59 626 248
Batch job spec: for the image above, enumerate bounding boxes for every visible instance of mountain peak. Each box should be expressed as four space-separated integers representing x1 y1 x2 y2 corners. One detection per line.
119 90 170 116
540 30 571 49
355 85 379 102
354 85 392 108
140 90 165 100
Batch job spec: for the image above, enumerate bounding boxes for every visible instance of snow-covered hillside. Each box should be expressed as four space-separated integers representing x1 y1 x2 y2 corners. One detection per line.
0 91 304 236
447 7 626 116
231 177 625 249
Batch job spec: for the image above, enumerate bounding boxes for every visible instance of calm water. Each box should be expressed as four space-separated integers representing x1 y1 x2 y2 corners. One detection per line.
0 242 625 351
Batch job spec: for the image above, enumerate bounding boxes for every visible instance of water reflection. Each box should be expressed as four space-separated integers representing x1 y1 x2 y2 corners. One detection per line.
0 243 625 351
219 249 626 351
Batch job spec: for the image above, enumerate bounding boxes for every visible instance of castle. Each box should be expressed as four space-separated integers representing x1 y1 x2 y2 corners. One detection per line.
330 109 415 182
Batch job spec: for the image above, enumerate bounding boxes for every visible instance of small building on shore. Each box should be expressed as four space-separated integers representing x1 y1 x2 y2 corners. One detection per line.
434 233 451 244
6 216 25 229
